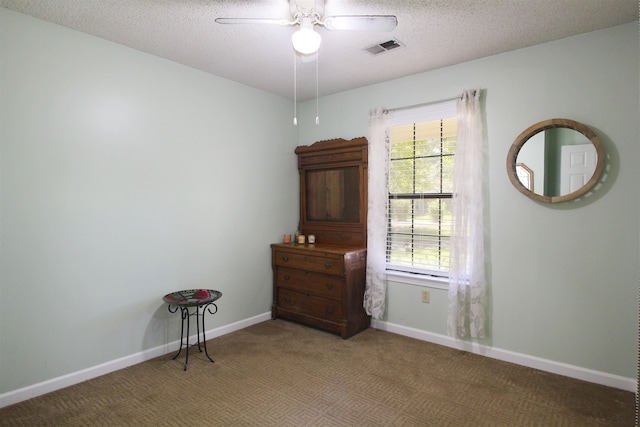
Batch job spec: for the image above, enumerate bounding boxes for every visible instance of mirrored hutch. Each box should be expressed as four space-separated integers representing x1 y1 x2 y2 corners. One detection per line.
271 137 370 338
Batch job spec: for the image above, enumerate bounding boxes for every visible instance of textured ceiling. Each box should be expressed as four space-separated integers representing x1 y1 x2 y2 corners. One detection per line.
1 0 637 101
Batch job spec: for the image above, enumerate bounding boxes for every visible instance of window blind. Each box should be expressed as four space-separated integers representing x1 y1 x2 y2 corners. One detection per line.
387 108 457 276
391 100 456 126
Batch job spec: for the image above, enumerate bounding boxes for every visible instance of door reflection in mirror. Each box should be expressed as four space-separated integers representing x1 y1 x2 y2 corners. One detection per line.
516 128 595 197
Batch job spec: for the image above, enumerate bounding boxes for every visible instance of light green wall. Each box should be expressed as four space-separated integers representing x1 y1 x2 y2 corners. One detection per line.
298 22 639 379
0 8 299 393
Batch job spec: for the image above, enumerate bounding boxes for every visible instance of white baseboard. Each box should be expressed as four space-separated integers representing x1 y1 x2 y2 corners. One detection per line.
0 312 272 409
371 319 636 393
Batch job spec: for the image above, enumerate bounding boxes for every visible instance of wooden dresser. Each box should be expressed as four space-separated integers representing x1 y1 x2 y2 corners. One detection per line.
271 243 368 338
271 137 370 338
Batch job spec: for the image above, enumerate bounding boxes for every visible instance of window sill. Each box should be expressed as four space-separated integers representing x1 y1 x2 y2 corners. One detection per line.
385 270 449 290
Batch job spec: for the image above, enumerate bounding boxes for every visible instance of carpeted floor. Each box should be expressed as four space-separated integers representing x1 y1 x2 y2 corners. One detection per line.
0 319 635 426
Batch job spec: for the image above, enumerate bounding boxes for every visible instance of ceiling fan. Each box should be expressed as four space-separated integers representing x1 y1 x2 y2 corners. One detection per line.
215 0 397 55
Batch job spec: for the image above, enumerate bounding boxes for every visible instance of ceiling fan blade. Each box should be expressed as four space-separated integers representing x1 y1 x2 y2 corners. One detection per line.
322 15 397 31
215 18 295 26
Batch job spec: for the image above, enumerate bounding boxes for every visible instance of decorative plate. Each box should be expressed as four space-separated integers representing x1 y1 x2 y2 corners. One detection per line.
163 289 222 306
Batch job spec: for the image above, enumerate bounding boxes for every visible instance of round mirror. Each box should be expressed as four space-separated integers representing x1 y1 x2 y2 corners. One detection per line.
506 118 605 203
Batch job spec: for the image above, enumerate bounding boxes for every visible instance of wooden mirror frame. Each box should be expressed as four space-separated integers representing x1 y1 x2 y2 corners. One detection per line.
506 118 605 203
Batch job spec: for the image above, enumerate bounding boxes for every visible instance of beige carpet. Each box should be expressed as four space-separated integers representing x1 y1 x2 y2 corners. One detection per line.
0 319 634 426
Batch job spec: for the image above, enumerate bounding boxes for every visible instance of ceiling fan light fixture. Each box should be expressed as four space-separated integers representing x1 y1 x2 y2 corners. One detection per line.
292 19 321 55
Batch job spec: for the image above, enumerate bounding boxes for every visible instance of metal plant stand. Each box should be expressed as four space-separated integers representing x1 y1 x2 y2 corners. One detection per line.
163 289 222 371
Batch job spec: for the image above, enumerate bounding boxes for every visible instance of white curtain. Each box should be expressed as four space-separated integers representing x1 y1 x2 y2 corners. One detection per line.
447 89 487 339
364 107 392 319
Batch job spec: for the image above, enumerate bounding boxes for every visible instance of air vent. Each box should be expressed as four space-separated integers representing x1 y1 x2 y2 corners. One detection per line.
364 39 404 55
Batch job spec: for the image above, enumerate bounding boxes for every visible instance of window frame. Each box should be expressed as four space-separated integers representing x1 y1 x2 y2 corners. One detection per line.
385 100 457 287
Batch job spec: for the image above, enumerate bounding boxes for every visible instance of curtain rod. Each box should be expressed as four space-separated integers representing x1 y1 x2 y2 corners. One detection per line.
385 89 480 113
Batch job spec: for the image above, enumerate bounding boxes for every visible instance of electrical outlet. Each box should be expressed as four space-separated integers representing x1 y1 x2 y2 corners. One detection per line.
421 290 430 304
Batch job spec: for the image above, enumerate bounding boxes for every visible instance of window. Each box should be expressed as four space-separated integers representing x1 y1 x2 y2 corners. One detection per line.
386 101 457 281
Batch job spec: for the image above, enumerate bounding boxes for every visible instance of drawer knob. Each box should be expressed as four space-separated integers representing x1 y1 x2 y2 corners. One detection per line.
326 307 334 315
325 283 334 290
282 256 289 262
284 274 291 281
284 297 291 303
324 262 332 269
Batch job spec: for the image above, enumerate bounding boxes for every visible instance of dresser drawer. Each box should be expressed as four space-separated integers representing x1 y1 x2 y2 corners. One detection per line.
278 288 343 320
276 267 343 298
273 250 343 275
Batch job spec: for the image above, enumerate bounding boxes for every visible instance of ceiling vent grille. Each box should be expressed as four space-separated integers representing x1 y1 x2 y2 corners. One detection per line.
364 39 404 55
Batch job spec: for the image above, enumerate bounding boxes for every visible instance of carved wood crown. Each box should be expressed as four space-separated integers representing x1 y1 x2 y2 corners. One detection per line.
294 137 368 155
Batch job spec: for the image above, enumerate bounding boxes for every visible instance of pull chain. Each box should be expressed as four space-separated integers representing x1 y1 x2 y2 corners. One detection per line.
293 52 297 126
315 51 319 125
293 50 320 126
